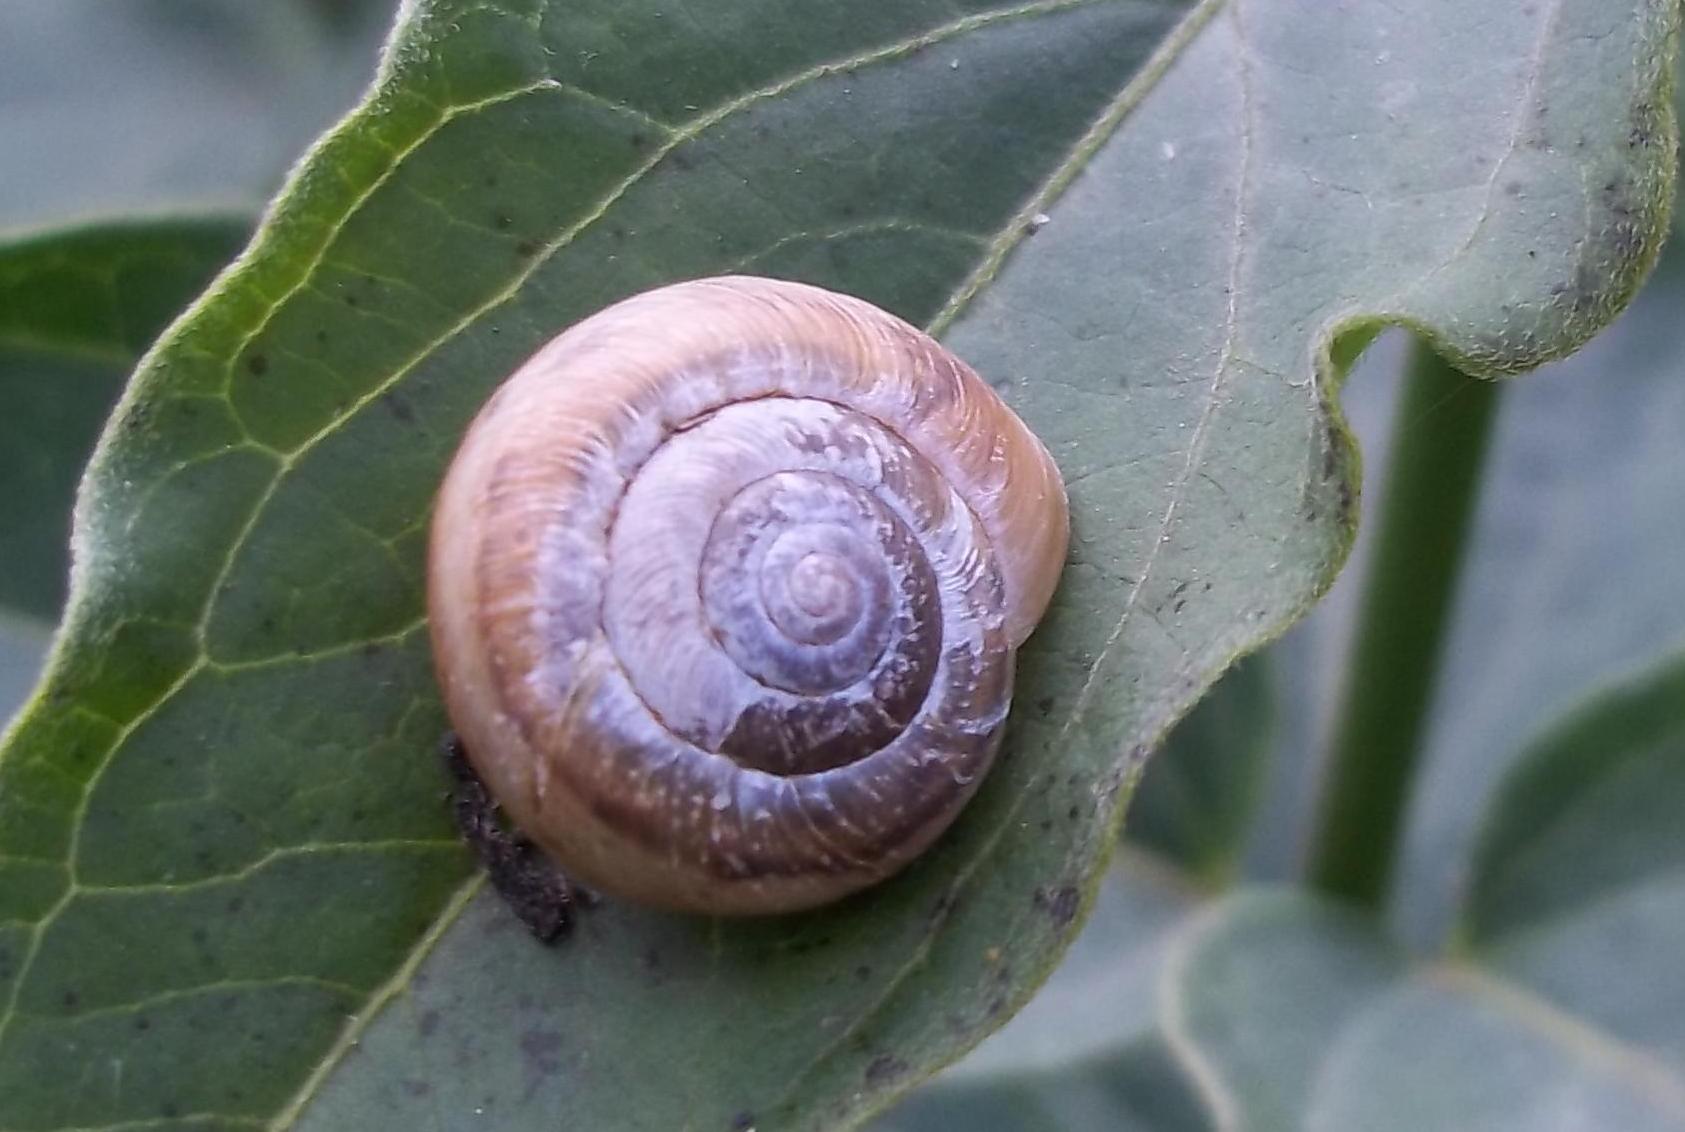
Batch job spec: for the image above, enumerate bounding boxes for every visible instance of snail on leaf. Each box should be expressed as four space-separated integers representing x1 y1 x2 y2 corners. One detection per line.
427 276 1069 933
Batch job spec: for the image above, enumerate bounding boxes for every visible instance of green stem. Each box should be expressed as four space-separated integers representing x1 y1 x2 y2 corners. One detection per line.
1306 339 1502 908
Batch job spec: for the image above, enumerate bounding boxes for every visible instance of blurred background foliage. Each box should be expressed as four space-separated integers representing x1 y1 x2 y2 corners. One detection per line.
2 5 1684 1128
0 0 393 711
0 1 392 229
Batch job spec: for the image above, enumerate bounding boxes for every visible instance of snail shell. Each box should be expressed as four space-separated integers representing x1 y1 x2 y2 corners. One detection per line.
428 276 1068 915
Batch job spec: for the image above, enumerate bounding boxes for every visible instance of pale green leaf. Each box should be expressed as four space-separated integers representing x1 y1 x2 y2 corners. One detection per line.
1395 243 1685 947
1165 892 1685 1132
1126 655 1274 884
1462 653 1685 1069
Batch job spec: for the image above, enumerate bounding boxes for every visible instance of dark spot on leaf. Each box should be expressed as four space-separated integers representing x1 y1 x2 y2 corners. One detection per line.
987 994 1008 1017
1335 478 1356 527
865 1054 907 1087
731 1112 756 1131
314 329 328 344
1630 99 1660 149
520 1027 565 1080
161 1102 180 1119
516 239 541 256
484 174 499 188
670 148 695 170
246 354 269 377
402 1079 432 1097
1039 819 1052 831
61 989 79 1009
345 293 359 308
226 895 245 914
855 964 872 981
1047 885 1080 927
381 393 415 424
789 934 834 956
1593 175 1647 267
641 946 664 985
419 1009 441 1038
629 132 647 149
1502 180 1522 197
494 212 513 230
1068 805 1080 821
1035 695 1054 716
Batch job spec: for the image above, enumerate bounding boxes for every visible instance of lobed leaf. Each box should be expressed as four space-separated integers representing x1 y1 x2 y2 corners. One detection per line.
0 1 1675 1129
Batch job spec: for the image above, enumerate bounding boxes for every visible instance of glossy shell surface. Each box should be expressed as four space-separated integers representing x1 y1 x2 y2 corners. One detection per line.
428 276 1068 914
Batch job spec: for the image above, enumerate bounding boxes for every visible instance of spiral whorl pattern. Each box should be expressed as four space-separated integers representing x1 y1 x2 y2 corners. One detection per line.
429 277 1068 914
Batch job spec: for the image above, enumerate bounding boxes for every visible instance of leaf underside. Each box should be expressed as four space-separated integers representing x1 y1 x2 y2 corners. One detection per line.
0 1 1674 1130
887 256 1685 1127
899 636 1685 1130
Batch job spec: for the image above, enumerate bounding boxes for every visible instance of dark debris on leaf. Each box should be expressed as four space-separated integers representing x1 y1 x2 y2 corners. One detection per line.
441 733 575 943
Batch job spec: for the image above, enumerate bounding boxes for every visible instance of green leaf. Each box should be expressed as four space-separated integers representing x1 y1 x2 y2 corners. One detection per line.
1392 238 1685 947
1462 652 1685 1068
875 854 1211 1132
1169 891 1685 1131
897 642 1685 1132
878 1038 1209 1132
873 597 1276 1128
0 2 1674 1130
888 879 1685 1132
1166 893 1402 1128
893 60 1685 1132
0 217 249 620
1125 655 1275 884
895 301 1685 1130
